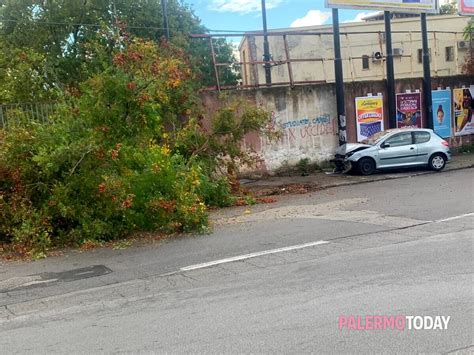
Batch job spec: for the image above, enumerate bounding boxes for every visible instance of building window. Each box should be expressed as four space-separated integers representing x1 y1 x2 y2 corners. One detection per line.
362 55 370 70
417 49 432 64
445 46 454 62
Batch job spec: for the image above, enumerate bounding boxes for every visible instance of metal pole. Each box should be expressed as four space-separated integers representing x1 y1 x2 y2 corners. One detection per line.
209 38 221 92
421 13 433 129
283 35 294 87
161 0 170 40
112 0 123 51
261 0 272 85
384 11 397 129
470 20 473 66
332 9 346 145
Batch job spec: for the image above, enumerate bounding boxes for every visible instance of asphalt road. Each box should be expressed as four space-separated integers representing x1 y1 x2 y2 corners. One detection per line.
1 168 473 353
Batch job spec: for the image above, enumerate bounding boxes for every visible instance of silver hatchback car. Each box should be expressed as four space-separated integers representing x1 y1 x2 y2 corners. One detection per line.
333 128 452 175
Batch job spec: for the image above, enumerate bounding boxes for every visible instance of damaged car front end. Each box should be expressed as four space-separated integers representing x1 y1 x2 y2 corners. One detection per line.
331 143 373 173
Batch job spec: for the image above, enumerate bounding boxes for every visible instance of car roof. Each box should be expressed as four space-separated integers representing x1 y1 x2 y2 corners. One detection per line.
383 128 432 134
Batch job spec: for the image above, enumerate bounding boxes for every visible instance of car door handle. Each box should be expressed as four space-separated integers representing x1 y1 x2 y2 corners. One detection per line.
410 147 415 150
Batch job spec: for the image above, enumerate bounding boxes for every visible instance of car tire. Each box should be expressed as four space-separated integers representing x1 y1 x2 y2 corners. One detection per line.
357 157 376 175
429 153 446 172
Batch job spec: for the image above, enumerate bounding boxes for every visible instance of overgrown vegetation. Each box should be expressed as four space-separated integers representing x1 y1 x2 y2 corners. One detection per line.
0 0 238 102
456 142 474 153
463 18 474 75
0 36 275 257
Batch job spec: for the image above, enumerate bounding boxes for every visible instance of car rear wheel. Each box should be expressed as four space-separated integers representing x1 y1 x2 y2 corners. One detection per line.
357 157 376 175
429 153 446 171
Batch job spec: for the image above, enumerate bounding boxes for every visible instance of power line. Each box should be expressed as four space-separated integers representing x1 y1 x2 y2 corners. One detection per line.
0 17 250 34
0 18 168 30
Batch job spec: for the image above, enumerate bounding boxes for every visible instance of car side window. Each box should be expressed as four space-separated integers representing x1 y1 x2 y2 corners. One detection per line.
384 132 413 147
414 131 431 144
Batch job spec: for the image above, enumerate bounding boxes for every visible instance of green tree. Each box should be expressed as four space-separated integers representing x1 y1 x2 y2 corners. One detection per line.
439 1 457 15
463 18 473 75
0 38 271 256
0 0 238 99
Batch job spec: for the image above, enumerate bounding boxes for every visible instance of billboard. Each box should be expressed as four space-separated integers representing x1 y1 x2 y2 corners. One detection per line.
355 95 384 141
453 87 474 136
459 0 474 15
326 0 438 14
396 92 422 129
432 89 452 138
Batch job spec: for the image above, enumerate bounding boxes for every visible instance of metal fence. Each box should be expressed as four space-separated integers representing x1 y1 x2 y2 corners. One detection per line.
191 29 471 92
0 103 56 129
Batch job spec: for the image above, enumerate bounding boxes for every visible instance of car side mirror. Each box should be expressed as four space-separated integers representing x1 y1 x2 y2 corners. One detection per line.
381 142 390 149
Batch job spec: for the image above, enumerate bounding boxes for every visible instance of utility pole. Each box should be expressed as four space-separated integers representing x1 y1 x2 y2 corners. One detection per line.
332 8 347 145
161 0 170 40
421 13 433 129
384 11 397 129
112 0 122 51
261 0 272 86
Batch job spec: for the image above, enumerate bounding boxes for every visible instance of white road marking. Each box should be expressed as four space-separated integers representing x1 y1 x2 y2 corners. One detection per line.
180 240 329 272
19 279 58 288
435 213 474 223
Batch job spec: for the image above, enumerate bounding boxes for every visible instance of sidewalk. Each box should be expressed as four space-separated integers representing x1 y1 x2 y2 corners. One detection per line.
242 152 474 197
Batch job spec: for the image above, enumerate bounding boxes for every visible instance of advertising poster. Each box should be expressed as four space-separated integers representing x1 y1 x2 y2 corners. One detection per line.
453 87 474 136
459 0 474 15
431 90 452 138
396 92 422 129
325 0 437 14
355 95 384 142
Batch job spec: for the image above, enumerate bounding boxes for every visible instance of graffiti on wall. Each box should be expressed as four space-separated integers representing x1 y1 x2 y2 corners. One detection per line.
249 96 340 171
279 113 337 143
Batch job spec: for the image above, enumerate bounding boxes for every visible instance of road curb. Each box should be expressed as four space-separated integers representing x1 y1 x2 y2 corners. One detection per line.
248 164 474 197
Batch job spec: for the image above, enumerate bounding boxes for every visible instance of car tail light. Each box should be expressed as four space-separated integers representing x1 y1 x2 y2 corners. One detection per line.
441 140 449 147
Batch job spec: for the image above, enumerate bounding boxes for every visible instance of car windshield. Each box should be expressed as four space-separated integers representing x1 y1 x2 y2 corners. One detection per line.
361 131 391 145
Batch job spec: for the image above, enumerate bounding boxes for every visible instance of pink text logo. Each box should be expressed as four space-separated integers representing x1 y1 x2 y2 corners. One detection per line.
338 315 450 331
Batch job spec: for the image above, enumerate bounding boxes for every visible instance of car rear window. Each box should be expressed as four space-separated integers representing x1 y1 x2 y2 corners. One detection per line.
414 131 431 144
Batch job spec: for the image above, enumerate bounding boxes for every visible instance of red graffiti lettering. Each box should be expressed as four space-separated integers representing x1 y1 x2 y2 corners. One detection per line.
288 128 296 141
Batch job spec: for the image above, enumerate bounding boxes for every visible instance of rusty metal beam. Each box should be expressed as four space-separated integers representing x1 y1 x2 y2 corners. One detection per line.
208 37 221 92
189 30 463 39
283 34 294 87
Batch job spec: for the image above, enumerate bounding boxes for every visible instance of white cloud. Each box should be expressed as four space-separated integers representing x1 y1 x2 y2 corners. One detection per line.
209 0 283 14
290 10 332 28
345 11 380 23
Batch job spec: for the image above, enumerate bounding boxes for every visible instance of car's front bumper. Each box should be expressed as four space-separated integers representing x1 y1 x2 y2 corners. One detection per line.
330 155 353 173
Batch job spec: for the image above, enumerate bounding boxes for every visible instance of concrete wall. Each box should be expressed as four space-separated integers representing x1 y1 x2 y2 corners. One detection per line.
201 75 474 174
240 15 470 86
254 85 339 171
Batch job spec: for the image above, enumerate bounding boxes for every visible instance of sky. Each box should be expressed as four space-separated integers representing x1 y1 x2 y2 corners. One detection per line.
186 0 390 32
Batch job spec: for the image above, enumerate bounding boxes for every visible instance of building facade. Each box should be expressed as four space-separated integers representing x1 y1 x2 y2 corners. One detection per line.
239 15 471 87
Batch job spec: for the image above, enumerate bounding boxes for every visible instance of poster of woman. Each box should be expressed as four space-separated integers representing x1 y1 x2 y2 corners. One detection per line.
453 88 474 136
431 89 452 138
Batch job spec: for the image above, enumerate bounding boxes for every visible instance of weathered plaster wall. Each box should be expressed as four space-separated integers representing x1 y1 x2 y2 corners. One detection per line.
201 75 473 174
253 85 338 171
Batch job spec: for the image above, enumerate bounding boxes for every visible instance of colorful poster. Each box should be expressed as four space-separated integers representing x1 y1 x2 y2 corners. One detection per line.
432 90 452 138
326 0 438 14
459 0 474 15
396 92 422 129
355 95 384 142
453 88 474 136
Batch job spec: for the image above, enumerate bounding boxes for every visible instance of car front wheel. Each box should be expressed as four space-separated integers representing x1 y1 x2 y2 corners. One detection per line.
357 157 376 175
429 153 446 171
